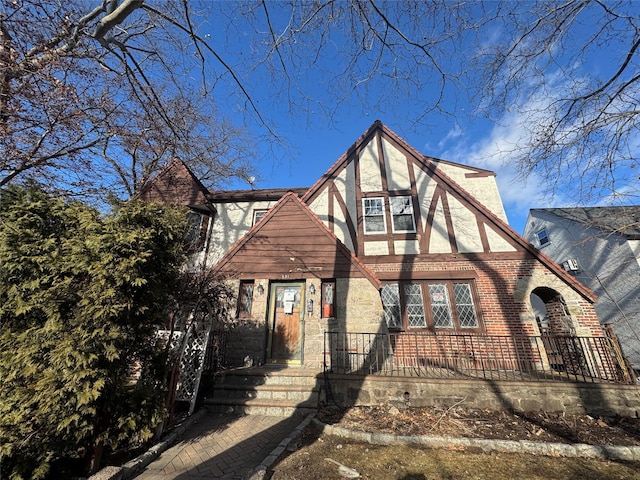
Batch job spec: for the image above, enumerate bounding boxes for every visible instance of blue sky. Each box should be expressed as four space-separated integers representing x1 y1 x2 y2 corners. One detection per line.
199 2 637 235
244 115 537 232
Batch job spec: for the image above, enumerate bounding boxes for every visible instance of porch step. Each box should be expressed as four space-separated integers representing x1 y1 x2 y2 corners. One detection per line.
203 366 323 416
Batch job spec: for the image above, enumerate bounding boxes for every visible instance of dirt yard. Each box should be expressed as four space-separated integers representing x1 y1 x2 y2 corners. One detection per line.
268 405 640 480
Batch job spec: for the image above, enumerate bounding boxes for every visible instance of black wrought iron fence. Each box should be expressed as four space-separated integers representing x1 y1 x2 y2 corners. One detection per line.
323 331 635 384
204 330 228 373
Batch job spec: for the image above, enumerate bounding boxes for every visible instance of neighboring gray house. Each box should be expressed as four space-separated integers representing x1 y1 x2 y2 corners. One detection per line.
523 207 640 373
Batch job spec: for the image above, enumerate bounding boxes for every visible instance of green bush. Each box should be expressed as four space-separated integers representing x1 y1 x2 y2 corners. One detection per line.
0 185 187 479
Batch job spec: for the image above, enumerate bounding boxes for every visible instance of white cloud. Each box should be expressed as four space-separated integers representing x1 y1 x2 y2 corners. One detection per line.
436 87 574 232
437 124 463 150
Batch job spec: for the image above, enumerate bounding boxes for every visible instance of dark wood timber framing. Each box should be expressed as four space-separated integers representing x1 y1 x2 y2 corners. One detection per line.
300 121 596 302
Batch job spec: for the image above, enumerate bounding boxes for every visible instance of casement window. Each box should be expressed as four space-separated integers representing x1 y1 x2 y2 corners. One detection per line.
253 209 268 226
238 281 255 318
381 281 480 331
184 211 208 252
389 196 416 233
536 229 550 247
363 197 386 234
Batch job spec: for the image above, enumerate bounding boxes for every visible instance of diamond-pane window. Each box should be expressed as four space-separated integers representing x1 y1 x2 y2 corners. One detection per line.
381 284 401 328
453 283 478 328
253 209 268 225
238 281 254 318
404 284 426 327
429 284 453 328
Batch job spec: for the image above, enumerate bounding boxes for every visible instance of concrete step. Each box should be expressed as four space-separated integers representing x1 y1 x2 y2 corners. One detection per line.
204 397 318 416
211 383 320 402
204 366 323 416
213 366 322 387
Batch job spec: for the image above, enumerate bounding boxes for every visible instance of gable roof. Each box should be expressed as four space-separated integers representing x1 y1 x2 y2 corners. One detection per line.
135 158 212 211
213 192 381 288
302 120 495 205
207 187 308 203
531 207 640 239
302 121 597 302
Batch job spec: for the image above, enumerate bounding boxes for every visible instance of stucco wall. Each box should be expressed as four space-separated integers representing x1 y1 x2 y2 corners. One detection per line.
207 200 280 264
434 161 508 223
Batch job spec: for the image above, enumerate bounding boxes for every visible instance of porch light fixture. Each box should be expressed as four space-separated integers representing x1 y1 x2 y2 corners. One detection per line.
257 284 264 296
309 283 316 295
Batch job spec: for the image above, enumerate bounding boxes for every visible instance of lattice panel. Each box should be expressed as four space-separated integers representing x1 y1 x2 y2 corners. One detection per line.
156 330 184 361
176 327 210 414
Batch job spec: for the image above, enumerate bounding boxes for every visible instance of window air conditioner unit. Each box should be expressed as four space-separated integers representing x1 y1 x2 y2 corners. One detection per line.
563 258 580 272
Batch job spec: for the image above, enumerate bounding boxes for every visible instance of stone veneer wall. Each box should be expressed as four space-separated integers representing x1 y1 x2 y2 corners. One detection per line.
305 278 383 369
221 277 383 370
223 279 269 368
333 278 385 332
327 374 640 418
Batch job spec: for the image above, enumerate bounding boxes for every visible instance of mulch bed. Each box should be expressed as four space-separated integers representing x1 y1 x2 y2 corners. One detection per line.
316 404 640 446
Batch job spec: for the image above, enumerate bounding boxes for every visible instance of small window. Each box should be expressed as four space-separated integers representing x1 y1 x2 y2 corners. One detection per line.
321 280 336 318
363 197 387 234
390 196 416 233
184 211 208 251
238 281 254 318
536 229 550 247
185 212 203 244
253 209 268 226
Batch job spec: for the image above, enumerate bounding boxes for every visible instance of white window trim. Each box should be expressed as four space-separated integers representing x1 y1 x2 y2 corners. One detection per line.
389 196 417 233
536 228 550 248
253 209 268 226
362 197 387 235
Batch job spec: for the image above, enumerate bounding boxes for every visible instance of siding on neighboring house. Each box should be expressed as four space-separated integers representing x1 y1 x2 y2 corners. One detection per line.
524 207 640 370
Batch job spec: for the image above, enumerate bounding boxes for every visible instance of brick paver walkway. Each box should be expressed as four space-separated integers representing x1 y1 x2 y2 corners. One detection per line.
134 413 304 480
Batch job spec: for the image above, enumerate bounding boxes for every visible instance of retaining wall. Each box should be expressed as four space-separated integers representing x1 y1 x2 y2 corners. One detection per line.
325 373 640 418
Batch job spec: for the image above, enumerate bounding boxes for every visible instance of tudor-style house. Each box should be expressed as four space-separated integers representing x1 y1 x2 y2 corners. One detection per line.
138 121 627 383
